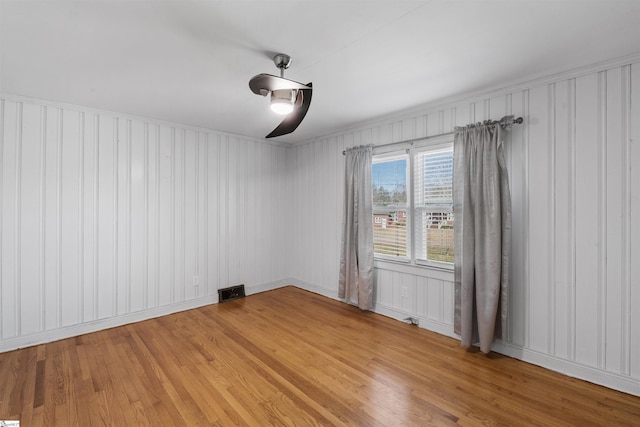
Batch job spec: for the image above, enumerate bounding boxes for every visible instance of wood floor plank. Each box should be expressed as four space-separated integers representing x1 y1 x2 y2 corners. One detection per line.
1 286 639 426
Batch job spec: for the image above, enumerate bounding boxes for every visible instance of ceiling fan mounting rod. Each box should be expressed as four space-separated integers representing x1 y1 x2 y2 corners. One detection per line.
273 53 292 78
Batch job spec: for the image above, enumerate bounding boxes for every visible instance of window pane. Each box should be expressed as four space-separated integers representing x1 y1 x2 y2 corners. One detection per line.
414 148 454 263
372 156 408 258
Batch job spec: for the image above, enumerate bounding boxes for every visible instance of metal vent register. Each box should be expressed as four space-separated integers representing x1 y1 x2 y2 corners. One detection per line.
218 284 245 302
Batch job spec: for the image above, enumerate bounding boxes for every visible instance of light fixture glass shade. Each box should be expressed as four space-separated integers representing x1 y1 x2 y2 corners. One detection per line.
270 89 296 115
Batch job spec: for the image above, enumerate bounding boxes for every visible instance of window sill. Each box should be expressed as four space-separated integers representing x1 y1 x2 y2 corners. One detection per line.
415 259 454 271
374 259 454 280
373 254 411 263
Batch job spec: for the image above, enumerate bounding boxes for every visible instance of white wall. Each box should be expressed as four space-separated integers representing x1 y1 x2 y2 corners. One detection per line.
0 96 290 351
1 55 639 397
287 57 640 396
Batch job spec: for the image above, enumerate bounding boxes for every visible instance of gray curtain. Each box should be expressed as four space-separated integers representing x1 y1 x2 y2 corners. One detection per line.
339 145 374 310
453 120 511 353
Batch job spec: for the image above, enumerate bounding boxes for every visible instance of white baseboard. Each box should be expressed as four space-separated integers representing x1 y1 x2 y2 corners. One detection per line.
285 278 339 300
375 299 640 397
372 302 458 339
0 279 289 353
245 278 292 296
0 296 217 353
2 278 638 397
289 278 458 338
491 341 640 397
282 278 640 397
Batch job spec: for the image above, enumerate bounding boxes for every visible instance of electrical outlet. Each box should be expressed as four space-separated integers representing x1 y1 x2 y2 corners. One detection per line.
193 275 200 287
401 286 408 297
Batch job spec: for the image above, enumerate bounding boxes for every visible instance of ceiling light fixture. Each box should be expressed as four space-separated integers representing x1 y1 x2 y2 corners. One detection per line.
249 53 313 138
270 89 296 115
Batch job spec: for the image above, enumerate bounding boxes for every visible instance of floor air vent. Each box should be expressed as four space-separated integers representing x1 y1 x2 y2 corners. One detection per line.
218 284 246 303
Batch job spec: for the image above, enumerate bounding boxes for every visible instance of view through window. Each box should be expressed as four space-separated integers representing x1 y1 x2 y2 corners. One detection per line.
414 148 454 263
372 155 408 258
371 143 454 266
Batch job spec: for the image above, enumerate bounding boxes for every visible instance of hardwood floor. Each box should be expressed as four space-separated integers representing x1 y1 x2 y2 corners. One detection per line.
1 286 638 426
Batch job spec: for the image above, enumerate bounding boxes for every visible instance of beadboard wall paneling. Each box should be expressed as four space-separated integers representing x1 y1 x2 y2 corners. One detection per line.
287 60 640 396
1 58 639 397
630 63 640 380
506 89 528 349
0 97 289 351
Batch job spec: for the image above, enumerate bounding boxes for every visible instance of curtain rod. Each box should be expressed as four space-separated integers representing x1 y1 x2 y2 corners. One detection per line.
342 116 523 155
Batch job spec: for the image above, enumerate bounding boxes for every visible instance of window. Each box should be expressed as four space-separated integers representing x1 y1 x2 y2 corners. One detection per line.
414 148 454 264
371 139 454 267
372 154 408 259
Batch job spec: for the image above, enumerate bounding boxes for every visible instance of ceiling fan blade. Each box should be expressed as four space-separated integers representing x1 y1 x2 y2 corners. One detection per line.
249 74 312 96
266 83 312 138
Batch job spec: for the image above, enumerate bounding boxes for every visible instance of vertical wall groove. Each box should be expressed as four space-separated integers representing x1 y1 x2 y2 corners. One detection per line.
143 122 149 309
549 84 557 353
504 95 513 342
597 71 607 368
126 120 132 313
78 112 85 323
15 102 23 336
112 117 118 316
194 131 200 296
505 95 513 176
170 127 176 303
155 124 160 307
39 106 47 331
216 134 222 292
223 136 229 287
522 89 530 348
621 65 631 375
204 133 209 296
439 279 444 323
57 108 63 328
450 107 457 134
568 78 577 361
181 129 186 301
93 114 99 320
548 83 557 354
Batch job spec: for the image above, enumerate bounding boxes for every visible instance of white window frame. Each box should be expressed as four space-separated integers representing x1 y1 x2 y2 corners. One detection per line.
372 151 411 262
372 135 454 271
413 142 454 270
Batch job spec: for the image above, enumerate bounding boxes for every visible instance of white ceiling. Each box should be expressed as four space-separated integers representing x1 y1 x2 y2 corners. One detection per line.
2 0 639 143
